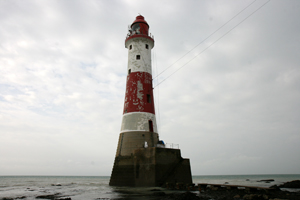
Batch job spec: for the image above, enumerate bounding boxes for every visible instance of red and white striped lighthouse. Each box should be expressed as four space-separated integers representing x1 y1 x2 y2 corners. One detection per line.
109 15 192 187
116 15 158 156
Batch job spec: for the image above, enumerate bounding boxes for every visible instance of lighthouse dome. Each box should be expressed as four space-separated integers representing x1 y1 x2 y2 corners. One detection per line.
132 15 149 27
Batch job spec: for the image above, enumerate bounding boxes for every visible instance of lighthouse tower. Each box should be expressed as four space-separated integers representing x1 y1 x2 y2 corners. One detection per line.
118 15 158 156
109 15 192 187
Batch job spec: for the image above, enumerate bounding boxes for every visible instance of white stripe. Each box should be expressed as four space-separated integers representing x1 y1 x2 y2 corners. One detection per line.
121 112 158 133
126 37 153 74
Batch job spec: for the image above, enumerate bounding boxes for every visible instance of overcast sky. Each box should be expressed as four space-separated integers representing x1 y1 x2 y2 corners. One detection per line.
1 0 300 176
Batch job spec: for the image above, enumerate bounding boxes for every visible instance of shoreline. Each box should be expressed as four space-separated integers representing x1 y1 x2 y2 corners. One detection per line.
1 178 299 200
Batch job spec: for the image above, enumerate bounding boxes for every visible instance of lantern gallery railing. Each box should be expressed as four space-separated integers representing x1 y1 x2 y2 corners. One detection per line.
165 143 179 149
126 32 154 40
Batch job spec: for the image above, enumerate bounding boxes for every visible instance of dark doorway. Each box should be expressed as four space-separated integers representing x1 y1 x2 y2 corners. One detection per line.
147 94 151 103
148 120 153 132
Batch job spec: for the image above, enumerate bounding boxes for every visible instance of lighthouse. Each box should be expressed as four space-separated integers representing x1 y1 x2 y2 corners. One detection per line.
109 15 192 187
118 15 158 156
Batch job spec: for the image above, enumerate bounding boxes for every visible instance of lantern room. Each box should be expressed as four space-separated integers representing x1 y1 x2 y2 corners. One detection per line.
129 15 149 36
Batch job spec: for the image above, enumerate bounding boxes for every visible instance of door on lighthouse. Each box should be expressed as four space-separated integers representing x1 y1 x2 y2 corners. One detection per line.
148 120 153 132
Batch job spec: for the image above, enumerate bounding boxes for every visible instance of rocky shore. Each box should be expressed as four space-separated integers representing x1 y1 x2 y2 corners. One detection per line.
1 180 300 200
158 189 300 200
157 180 300 200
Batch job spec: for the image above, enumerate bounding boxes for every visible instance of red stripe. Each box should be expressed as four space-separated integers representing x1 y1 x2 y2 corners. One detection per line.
123 72 155 114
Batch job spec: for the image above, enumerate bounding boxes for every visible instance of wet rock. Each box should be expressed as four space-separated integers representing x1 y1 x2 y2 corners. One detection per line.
262 195 269 199
210 186 219 190
1 197 26 200
278 180 300 188
36 193 62 199
162 192 200 200
257 179 274 182
269 185 280 190
150 188 161 191
51 184 61 186
36 196 71 200
243 194 267 200
36 194 57 199
269 199 289 200
153 191 166 196
243 194 255 200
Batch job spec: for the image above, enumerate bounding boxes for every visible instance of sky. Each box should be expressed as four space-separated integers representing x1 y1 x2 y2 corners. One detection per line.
0 0 300 176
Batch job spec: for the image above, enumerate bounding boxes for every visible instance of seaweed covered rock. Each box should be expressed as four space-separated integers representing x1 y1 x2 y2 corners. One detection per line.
278 180 300 188
162 192 200 200
36 193 71 200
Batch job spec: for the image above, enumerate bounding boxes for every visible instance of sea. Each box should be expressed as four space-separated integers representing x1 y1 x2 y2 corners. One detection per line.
0 174 299 200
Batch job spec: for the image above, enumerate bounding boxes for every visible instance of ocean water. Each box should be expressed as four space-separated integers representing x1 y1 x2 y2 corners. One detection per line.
0 174 299 199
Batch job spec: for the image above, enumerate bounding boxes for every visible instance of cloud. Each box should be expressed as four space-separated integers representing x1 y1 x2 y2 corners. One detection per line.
0 0 300 176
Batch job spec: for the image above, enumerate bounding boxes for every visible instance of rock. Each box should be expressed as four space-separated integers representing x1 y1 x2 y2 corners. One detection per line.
258 179 274 182
153 191 166 196
233 194 240 199
209 186 218 191
36 193 61 199
176 192 200 200
269 185 280 190
35 195 71 200
243 194 266 200
278 180 300 188
36 194 57 199
51 183 61 186
269 199 289 200
162 192 200 200
262 195 269 199
243 194 255 200
150 188 161 191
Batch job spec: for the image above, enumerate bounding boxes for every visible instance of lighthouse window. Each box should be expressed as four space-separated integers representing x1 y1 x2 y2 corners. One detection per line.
145 44 149 49
128 69 131 74
147 94 151 103
136 55 140 60
132 23 140 34
129 45 132 50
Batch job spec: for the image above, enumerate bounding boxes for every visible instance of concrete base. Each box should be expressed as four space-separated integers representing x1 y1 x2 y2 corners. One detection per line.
109 147 192 187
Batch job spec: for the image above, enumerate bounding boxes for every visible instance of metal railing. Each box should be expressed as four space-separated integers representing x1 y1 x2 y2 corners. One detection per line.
165 143 179 149
125 32 154 40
